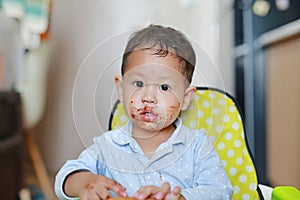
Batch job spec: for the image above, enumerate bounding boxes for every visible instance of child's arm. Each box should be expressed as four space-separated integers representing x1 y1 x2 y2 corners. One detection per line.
54 141 128 200
179 134 233 200
64 171 127 199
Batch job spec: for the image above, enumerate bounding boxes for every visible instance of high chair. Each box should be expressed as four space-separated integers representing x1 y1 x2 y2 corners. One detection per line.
109 87 264 199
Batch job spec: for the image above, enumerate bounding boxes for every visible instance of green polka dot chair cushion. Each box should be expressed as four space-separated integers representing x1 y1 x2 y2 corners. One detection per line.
109 87 261 200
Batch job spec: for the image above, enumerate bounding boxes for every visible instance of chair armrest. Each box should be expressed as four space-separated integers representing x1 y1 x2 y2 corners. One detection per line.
259 184 300 200
272 186 300 200
259 184 273 200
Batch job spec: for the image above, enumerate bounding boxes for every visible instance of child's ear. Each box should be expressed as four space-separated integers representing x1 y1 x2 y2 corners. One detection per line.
181 86 196 111
114 76 123 102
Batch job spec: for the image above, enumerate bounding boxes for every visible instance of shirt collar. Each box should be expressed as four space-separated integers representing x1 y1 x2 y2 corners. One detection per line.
111 118 187 146
111 121 133 145
169 118 186 145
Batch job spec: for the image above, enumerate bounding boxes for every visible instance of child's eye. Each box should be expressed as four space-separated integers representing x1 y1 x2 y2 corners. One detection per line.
160 84 170 91
133 81 144 88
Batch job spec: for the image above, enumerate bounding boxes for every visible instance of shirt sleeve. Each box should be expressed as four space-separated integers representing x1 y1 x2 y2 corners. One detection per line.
54 143 104 200
181 134 233 200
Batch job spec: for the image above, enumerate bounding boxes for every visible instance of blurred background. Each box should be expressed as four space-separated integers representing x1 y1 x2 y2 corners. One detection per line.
0 0 299 199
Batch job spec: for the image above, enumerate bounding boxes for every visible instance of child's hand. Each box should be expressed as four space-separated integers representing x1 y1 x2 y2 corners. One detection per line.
64 171 128 200
133 182 185 200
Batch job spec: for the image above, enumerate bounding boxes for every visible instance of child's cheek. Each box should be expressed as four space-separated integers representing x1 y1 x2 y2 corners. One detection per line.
165 102 181 121
128 98 139 119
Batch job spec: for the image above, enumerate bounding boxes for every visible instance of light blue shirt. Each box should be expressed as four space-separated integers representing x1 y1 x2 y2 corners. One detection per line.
55 119 232 199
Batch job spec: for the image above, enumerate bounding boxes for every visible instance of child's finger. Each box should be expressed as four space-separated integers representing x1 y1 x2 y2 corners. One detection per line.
172 186 181 195
152 182 171 199
160 182 171 193
96 189 111 200
105 179 128 197
164 186 182 200
134 186 160 199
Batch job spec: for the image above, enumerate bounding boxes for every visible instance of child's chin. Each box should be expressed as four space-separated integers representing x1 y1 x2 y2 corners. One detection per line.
135 121 163 130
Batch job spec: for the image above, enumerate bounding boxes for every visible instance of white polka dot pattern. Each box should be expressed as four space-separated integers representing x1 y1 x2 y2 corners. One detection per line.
111 89 260 200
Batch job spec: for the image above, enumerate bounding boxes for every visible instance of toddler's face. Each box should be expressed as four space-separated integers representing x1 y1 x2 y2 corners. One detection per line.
116 49 194 132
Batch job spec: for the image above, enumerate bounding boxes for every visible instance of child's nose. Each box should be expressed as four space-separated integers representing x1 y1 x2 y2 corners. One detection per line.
141 85 157 104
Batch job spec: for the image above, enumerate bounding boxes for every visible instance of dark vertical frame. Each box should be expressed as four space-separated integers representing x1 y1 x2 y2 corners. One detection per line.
253 46 268 184
242 0 255 154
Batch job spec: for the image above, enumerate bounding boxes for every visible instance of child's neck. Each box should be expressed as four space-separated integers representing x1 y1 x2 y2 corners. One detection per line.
132 124 176 159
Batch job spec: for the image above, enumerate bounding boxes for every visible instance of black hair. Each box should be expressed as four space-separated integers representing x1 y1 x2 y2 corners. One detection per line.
121 24 196 83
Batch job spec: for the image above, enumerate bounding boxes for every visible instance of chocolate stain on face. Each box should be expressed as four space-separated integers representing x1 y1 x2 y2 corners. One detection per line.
129 100 180 125
165 102 181 121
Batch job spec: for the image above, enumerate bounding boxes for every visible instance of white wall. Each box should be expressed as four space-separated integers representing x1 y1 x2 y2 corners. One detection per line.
34 0 235 174
158 0 234 92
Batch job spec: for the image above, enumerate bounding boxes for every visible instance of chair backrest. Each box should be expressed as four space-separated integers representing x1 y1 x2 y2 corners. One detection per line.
109 87 262 200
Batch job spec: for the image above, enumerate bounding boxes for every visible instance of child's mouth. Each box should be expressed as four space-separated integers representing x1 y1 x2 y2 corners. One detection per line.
140 109 158 122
